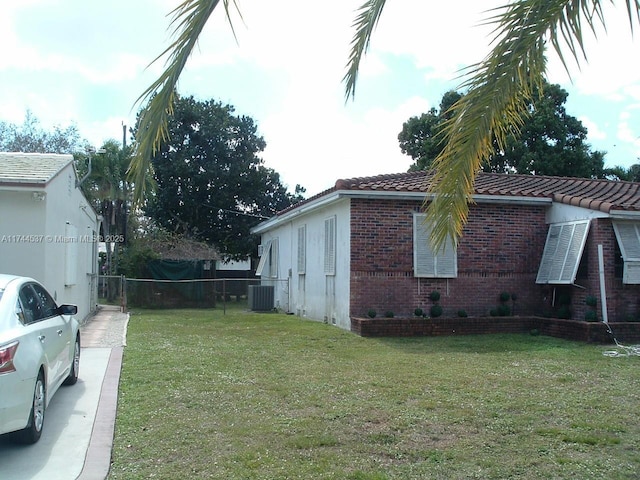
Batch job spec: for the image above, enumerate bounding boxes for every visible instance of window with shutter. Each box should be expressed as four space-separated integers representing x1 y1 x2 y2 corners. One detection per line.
269 239 279 278
612 221 640 284
297 226 306 274
413 214 457 278
255 239 271 277
324 217 336 276
536 220 590 284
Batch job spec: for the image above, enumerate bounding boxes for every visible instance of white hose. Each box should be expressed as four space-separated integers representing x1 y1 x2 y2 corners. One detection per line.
602 323 640 357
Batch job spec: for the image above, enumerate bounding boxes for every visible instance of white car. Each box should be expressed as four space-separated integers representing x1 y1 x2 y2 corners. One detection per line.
0 274 80 443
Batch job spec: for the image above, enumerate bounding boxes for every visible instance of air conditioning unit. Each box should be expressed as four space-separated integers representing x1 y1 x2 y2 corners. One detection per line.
248 285 274 311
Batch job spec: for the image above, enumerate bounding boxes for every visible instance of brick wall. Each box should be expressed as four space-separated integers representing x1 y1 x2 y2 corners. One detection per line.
349 198 548 318
349 199 640 325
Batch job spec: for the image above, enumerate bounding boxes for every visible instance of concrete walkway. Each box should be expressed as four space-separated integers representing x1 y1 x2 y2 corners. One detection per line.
0 305 127 480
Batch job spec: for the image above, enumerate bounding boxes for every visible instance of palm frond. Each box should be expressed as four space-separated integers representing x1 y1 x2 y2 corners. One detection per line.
130 0 240 207
425 0 640 251
343 0 388 100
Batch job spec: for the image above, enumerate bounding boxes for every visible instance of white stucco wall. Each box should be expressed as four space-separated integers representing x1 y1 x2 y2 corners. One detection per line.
0 163 99 321
256 197 352 329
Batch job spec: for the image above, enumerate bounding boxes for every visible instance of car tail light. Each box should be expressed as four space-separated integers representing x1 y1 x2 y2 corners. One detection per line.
0 341 19 374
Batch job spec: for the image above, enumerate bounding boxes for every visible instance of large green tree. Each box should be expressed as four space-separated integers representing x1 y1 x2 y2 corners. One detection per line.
487 82 605 177
143 94 304 260
131 0 640 249
399 91 461 172
401 84 606 178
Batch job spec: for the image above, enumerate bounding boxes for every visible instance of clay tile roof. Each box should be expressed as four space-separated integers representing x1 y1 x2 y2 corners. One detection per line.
278 170 640 216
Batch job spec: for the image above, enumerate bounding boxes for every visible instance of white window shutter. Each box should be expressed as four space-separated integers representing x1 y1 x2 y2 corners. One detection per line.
613 222 640 260
270 238 279 278
623 261 640 284
413 214 457 278
613 222 640 284
255 239 271 277
297 226 306 274
324 217 336 275
435 242 457 277
536 224 561 283
536 220 590 284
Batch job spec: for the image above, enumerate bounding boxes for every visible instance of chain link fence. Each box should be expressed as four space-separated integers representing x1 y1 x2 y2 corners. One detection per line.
98 275 288 312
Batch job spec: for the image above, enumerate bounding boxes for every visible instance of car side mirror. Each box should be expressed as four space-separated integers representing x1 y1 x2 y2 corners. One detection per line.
58 304 78 316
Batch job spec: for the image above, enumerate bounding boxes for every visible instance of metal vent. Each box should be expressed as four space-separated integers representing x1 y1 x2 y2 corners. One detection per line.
248 285 274 311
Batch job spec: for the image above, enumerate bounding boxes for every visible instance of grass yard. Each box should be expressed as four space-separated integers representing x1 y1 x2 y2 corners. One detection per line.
108 307 640 479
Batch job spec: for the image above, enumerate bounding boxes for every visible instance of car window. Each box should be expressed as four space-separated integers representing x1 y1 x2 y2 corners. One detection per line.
31 283 58 319
18 285 40 324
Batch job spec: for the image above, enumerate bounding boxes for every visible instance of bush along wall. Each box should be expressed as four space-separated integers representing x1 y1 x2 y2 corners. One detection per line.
429 290 443 318
585 295 598 322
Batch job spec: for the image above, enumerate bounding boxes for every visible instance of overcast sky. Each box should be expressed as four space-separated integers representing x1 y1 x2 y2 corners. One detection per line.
1 0 639 196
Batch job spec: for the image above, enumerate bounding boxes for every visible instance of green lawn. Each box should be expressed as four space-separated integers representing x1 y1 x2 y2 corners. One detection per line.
109 307 640 479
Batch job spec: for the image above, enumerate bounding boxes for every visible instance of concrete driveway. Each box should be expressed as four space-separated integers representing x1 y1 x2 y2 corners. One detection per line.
0 306 127 480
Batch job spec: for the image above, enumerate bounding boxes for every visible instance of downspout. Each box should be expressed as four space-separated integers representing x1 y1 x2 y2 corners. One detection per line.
76 147 106 188
598 244 609 323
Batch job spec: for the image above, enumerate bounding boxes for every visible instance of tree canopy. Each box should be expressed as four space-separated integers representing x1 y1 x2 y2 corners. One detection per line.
399 91 461 172
143 94 304 260
400 83 606 178
0 111 87 154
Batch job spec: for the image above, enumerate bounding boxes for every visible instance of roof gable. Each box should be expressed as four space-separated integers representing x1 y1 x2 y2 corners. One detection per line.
0 152 74 186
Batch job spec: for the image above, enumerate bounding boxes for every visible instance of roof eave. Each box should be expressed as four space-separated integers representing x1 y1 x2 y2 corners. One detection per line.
251 190 553 234
608 210 640 219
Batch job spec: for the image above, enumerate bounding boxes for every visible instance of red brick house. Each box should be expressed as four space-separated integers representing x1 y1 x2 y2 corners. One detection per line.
251 171 640 334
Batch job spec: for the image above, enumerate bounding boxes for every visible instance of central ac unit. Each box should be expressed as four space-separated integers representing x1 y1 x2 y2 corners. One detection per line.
248 285 274 311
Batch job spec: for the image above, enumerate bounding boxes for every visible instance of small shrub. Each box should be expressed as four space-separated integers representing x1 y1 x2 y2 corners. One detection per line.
585 295 598 307
429 291 441 302
489 308 498 317
499 291 511 303
530 328 540 336
497 304 511 316
414 308 424 317
430 304 443 318
384 311 394 318
457 309 468 318
557 306 571 319
367 309 377 318
584 310 598 322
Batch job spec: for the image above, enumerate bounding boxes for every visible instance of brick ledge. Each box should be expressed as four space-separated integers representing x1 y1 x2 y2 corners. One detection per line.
350 316 640 344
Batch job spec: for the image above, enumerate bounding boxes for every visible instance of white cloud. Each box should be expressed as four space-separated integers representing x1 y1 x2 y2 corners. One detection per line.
617 110 640 147
579 116 607 141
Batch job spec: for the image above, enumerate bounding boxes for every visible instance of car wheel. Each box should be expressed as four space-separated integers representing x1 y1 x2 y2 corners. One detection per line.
15 371 46 444
63 335 80 386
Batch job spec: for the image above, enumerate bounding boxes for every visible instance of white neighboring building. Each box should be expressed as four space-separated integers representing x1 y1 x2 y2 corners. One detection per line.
0 153 100 321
